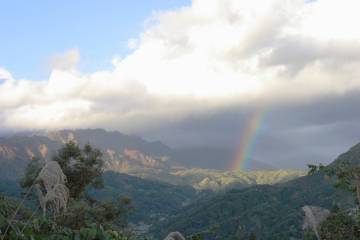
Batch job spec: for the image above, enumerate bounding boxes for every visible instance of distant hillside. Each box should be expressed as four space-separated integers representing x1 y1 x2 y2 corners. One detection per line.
0 129 275 172
0 171 200 229
0 135 60 180
0 129 173 180
87 166 304 191
152 143 360 239
89 171 201 225
0 129 304 191
47 129 173 158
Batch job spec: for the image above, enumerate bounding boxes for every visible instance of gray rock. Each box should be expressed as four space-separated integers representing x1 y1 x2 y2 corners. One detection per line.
164 232 185 240
302 205 330 240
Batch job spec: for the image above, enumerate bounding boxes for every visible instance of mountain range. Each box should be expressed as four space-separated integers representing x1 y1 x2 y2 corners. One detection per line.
0 128 276 171
0 128 325 239
152 144 360 239
0 129 359 239
0 129 304 190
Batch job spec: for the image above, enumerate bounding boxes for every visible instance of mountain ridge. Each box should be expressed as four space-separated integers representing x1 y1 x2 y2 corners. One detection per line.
3 128 275 170
0 129 305 191
152 142 360 239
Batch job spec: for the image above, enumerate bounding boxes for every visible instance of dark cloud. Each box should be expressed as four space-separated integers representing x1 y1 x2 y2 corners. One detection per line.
140 90 360 168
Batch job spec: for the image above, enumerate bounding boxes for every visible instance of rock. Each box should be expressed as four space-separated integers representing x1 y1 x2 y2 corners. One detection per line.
302 205 330 240
164 232 185 240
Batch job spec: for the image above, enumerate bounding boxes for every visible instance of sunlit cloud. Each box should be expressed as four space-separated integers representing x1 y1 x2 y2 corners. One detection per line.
127 38 139 50
1 0 360 136
48 49 80 71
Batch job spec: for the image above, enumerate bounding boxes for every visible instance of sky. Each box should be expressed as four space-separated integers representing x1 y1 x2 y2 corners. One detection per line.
1 0 360 168
0 0 190 79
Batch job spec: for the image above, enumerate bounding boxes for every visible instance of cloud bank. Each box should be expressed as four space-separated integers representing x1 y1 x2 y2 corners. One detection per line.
1 0 360 167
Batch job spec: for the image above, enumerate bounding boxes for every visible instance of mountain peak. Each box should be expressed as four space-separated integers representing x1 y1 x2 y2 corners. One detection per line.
330 142 360 167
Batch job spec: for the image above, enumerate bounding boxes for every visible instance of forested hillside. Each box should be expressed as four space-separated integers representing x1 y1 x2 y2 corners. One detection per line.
152 144 360 239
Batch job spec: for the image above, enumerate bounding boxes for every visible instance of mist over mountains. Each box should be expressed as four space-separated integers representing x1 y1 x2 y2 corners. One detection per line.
0 129 304 190
1 129 360 239
0 128 274 171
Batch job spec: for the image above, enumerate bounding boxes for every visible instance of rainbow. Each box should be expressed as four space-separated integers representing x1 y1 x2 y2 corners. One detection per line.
229 107 266 172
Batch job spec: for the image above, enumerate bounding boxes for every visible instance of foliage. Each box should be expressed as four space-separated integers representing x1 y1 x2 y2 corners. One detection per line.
126 167 306 191
154 144 360 239
21 141 104 199
318 211 359 240
303 229 317 240
0 142 135 240
307 164 325 176
19 157 43 190
0 195 135 240
58 196 132 230
13 217 133 240
248 231 257 240
307 143 360 239
308 144 360 205
185 228 217 240
90 171 198 224
152 172 352 239
3 139 360 239
54 141 104 199
3 171 198 232
0 194 31 237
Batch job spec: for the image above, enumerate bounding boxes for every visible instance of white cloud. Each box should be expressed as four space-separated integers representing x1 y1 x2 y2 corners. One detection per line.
1 0 360 132
48 49 80 71
127 38 139 50
0 68 13 82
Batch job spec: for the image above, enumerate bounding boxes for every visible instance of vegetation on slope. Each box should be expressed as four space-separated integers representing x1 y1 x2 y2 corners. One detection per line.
0 142 135 240
124 167 305 191
5 133 360 239
305 143 360 239
152 143 360 239
152 173 351 239
89 171 201 224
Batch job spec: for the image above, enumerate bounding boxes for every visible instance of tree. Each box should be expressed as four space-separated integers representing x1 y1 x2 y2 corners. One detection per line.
319 211 359 240
21 141 104 199
53 141 104 199
19 142 132 230
307 161 360 239
249 231 257 240
308 161 360 205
